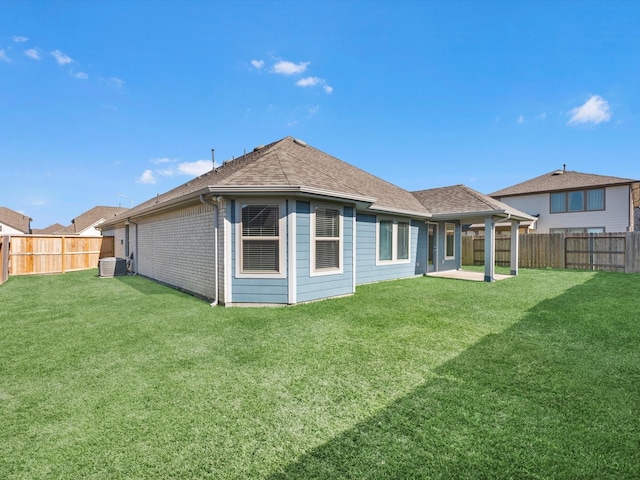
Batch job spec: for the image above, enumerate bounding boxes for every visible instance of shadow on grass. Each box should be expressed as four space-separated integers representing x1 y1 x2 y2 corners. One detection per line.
268 272 640 479
108 273 195 298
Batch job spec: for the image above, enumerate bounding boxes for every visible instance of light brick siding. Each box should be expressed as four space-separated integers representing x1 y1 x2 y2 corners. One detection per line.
136 203 218 300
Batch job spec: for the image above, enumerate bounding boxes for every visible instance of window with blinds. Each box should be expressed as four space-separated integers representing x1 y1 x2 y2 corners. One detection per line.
241 204 280 273
314 207 341 271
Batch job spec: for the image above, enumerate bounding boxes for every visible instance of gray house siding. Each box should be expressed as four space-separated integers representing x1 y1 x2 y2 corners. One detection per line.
355 213 425 285
135 204 217 300
296 202 355 303
230 199 289 304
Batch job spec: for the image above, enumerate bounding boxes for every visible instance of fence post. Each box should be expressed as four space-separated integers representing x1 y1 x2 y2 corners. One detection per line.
0 236 9 285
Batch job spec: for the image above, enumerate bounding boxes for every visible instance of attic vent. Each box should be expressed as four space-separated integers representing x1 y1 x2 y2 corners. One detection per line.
253 145 266 151
293 138 307 147
552 170 564 176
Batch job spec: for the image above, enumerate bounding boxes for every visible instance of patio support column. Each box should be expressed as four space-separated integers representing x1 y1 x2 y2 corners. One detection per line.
510 221 519 276
484 216 495 282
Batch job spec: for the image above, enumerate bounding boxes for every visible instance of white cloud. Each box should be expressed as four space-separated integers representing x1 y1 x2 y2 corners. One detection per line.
151 157 174 165
51 49 73 65
109 77 125 88
517 115 525 124
273 60 309 75
12 36 28 43
251 59 265 69
24 48 40 60
0 49 9 62
296 76 321 87
137 170 156 184
568 95 611 125
74 71 88 79
296 76 333 94
177 160 213 176
536 112 547 120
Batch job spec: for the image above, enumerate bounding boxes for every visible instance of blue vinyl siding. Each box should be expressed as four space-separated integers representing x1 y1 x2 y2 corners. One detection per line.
296 202 354 303
231 199 289 304
356 214 425 285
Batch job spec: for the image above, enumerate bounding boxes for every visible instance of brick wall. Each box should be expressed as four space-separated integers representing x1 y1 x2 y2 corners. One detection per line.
136 203 218 301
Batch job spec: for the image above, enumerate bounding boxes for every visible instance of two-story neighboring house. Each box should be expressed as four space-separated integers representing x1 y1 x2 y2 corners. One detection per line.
0 206 32 234
490 168 640 234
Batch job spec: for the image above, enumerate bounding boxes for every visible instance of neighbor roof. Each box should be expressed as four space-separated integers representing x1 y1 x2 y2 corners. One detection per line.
105 137 431 226
32 223 68 235
491 170 639 197
412 184 535 222
0 206 32 233
69 206 129 234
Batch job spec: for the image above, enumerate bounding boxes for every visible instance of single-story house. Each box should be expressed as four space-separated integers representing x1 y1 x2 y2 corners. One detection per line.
0 206 32 234
100 137 534 305
489 168 640 234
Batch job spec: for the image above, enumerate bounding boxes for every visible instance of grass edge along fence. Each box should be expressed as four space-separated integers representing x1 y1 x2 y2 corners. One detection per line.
463 232 640 273
1 235 115 278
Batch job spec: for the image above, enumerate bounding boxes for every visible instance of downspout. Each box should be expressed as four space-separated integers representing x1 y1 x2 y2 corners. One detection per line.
200 194 219 306
128 219 138 275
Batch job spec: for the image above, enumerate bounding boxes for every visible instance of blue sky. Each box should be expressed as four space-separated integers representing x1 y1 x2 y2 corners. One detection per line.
2 1 639 228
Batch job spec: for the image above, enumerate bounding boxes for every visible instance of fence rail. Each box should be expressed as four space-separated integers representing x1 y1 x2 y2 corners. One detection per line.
1 235 114 277
463 232 640 274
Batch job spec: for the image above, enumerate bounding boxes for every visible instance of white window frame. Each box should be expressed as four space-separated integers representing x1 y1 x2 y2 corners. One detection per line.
445 223 456 259
376 217 411 265
235 199 286 279
310 203 343 276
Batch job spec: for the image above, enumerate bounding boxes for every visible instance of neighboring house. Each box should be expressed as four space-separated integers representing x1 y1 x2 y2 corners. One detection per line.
68 206 129 236
490 168 640 234
100 137 533 305
0 206 32 234
32 223 68 235
33 206 128 236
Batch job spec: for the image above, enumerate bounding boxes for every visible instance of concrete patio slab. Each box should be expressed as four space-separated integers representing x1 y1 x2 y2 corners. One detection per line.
427 270 514 282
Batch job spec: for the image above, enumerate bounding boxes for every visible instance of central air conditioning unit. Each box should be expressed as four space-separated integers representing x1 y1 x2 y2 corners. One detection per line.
99 257 127 277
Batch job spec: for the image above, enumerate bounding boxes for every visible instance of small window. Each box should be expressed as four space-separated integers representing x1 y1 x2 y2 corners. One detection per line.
314 206 341 272
397 222 409 260
568 191 584 212
586 189 604 211
550 192 565 213
378 220 393 261
445 223 455 259
240 204 281 273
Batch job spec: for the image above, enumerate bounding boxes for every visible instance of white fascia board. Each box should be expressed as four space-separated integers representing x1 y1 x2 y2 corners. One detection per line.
431 209 536 223
366 204 432 219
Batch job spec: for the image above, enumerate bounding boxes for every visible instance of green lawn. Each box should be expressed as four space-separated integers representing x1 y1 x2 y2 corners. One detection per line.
1 269 639 479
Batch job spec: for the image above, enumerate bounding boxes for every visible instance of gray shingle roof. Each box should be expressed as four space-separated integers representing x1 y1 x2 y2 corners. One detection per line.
108 137 431 223
0 206 31 233
491 170 639 197
70 206 129 233
412 184 535 221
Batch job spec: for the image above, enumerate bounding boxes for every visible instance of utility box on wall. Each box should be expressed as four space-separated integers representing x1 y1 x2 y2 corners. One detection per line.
99 257 127 277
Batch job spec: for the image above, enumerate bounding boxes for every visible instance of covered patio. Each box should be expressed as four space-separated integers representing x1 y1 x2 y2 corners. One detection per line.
414 185 536 282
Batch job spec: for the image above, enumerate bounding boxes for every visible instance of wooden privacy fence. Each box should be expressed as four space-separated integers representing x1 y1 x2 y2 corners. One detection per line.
463 232 640 274
1 235 115 277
